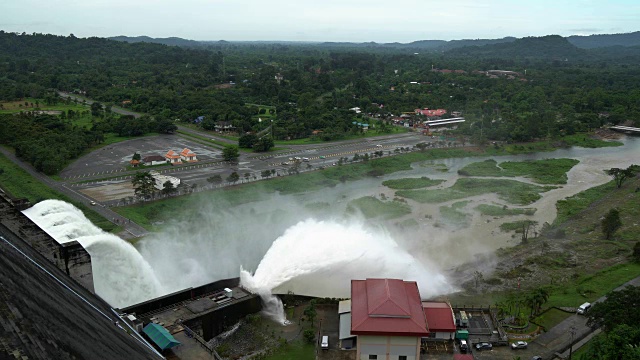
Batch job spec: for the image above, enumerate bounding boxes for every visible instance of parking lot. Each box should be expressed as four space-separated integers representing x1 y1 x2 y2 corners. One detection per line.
60 134 222 180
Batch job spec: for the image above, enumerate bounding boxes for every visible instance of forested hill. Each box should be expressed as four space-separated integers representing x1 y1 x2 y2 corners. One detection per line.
568 31 640 49
447 35 586 60
108 35 204 47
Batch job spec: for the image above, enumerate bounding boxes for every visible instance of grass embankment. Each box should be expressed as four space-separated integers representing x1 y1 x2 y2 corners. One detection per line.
263 342 314 360
554 181 617 225
546 262 640 308
0 152 116 232
475 204 536 216
397 178 556 205
458 158 579 184
382 177 445 189
349 196 411 220
499 220 536 232
0 98 87 114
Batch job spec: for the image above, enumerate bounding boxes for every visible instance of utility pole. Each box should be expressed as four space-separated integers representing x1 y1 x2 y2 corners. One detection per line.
569 325 577 360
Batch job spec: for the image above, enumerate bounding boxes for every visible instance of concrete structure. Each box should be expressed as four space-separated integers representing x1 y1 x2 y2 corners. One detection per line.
350 278 429 360
119 277 262 358
149 171 180 191
179 148 198 162
0 190 94 292
0 189 158 359
422 302 456 340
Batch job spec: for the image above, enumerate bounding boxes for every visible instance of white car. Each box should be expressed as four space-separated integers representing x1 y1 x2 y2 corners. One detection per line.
90 201 96 206
376 144 383 147
511 341 528 349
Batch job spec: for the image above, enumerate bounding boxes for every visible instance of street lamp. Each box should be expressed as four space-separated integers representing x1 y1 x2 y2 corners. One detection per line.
569 325 577 360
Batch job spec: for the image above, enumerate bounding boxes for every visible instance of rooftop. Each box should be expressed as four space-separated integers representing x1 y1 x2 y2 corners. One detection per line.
351 278 429 337
422 302 456 332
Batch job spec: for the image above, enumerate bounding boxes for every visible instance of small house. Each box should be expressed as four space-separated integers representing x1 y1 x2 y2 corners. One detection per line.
165 150 181 165
179 148 197 162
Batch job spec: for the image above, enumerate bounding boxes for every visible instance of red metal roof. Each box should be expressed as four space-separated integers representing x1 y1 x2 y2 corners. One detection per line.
422 302 456 332
454 355 474 360
351 279 429 337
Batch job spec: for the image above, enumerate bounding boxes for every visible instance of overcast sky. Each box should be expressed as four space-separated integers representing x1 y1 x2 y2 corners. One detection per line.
1 0 638 43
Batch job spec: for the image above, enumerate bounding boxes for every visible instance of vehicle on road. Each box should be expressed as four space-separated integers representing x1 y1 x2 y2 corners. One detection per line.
531 356 542 360
459 339 469 353
302 157 309 162
90 201 96 206
577 302 591 315
376 144 382 147
511 341 528 349
321 335 329 350
475 342 492 351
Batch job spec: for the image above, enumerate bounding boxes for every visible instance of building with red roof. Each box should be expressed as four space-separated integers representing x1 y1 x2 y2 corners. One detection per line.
179 148 198 162
164 150 181 164
350 278 428 360
422 302 456 340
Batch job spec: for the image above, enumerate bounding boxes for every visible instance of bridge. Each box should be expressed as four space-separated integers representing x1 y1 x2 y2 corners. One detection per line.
610 125 640 135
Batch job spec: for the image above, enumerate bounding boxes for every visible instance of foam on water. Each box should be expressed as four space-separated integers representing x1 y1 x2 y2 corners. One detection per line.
23 200 164 308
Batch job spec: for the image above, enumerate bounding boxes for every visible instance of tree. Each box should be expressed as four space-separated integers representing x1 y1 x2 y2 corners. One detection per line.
633 242 640 262
132 171 155 200
261 169 271 179
587 286 640 331
605 166 638 188
132 152 141 161
578 324 640 360
253 136 274 152
226 171 239 184
222 145 239 162
303 329 316 344
473 271 484 291
238 134 258 148
601 208 622 240
303 303 317 327
238 134 258 149
90 101 103 117
244 172 251 182
156 119 177 134
521 220 538 243
207 174 222 184
161 180 177 195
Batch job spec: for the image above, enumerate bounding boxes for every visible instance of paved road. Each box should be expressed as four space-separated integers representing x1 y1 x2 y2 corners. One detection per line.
0 147 148 238
534 276 640 359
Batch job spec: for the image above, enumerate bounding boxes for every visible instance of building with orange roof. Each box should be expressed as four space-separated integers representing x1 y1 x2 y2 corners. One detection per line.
165 150 181 165
179 148 197 162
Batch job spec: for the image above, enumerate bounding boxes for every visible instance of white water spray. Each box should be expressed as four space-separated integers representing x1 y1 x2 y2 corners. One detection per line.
23 200 164 308
241 219 453 323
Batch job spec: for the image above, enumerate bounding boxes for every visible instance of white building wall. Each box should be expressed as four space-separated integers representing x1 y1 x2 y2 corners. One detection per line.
357 335 419 360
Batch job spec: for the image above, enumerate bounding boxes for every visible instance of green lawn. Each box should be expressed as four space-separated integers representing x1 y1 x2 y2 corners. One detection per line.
263 341 314 360
533 307 572 330
499 220 537 232
382 177 445 189
397 178 556 205
0 152 116 232
0 98 88 114
554 181 616 224
546 262 640 308
458 158 580 184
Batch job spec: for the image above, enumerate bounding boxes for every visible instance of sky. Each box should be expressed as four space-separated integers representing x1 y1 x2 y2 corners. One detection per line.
1 0 639 43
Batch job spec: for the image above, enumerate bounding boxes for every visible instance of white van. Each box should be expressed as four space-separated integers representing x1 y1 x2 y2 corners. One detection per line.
459 339 468 353
321 335 329 349
577 302 591 315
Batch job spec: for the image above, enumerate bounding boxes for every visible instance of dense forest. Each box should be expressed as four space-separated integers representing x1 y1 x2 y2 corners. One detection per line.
1 30 640 171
